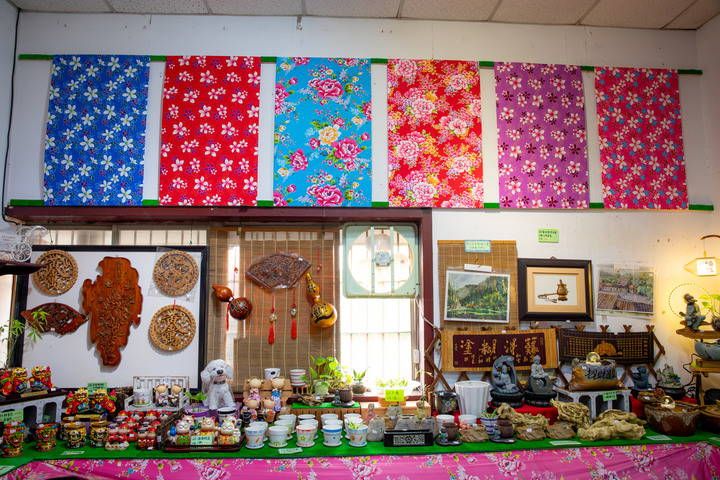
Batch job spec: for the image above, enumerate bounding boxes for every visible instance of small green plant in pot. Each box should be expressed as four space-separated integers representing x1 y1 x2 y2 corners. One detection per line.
351 368 367 395
185 391 209 419
700 294 720 331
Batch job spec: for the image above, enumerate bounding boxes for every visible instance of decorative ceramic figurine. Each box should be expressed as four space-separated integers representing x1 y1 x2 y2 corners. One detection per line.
1 367 29 395
212 284 253 320
217 419 236 445
35 422 59 452
306 272 337 328
29 366 53 392
656 364 686 399
490 355 524 408
65 388 92 415
201 359 235 410
631 366 652 391
1 422 25 457
155 384 169 407
174 419 192 446
66 422 86 448
679 293 706 331
90 421 109 448
364 403 376 424
92 388 117 415
523 355 557 407
168 384 183 407
367 417 386 442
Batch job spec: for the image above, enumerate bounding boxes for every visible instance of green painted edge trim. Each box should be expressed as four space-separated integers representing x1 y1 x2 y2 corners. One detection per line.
9 199 43 206
484 203 500 209
18 54 52 60
478 61 494 68
581 65 595 72
261 56 277 63
689 204 714 211
371 58 388 64
257 200 274 207
590 202 605 209
149 55 166 62
372 201 390 207
678 69 702 75
142 199 160 206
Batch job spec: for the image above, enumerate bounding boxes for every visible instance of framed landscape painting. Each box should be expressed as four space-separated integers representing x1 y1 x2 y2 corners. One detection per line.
444 270 510 323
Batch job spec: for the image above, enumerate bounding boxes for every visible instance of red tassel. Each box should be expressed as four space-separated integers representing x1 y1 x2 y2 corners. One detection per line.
226 303 230 331
269 323 275 344
291 318 297 339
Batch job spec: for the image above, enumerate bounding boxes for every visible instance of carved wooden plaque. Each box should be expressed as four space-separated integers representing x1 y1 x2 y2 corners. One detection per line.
82 256 143 367
153 250 198 297
32 249 78 295
557 328 654 364
21 303 87 335
149 304 196 352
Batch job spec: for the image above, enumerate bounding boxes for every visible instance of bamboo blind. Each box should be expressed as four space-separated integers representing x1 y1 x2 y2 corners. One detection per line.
437 240 519 330
206 227 341 391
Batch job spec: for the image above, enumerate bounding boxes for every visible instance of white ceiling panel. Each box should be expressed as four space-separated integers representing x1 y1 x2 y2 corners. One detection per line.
581 0 695 29
205 0 303 16
306 0 401 18
10 0 111 13
401 0 499 21
491 0 596 25
108 0 208 14
665 0 720 29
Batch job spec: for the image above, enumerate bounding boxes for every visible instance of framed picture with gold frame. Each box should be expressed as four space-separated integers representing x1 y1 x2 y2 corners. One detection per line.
518 258 593 322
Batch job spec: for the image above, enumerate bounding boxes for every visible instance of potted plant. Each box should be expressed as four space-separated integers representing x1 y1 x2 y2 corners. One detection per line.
351 368 367 395
479 410 499 434
1 311 47 372
700 294 720 330
185 391 209 420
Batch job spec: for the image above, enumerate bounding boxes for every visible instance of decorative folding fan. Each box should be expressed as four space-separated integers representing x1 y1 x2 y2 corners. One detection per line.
245 252 311 290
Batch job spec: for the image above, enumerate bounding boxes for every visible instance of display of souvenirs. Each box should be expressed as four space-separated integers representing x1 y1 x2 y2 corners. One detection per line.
1 367 29 395
29 365 53 392
568 352 621 391
1 422 26 457
35 422 59 452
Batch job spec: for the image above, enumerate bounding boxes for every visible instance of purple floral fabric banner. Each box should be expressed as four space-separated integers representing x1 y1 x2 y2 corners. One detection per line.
596 67 688 209
274 57 372 207
495 62 589 209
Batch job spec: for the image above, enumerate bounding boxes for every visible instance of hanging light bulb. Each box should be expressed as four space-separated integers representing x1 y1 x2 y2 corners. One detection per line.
684 235 720 276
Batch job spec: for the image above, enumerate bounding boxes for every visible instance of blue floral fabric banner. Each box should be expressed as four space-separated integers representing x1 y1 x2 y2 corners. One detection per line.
274 57 372 206
44 55 150 206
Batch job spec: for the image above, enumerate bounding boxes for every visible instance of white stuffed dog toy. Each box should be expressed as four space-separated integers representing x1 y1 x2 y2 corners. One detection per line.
201 359 235 410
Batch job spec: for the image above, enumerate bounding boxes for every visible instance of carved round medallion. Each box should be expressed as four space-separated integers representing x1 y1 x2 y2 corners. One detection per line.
153 250 199 297
149 304 196 352
32 249 78 295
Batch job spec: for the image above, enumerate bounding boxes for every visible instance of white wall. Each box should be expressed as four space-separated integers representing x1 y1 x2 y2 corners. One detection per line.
3 12 720 389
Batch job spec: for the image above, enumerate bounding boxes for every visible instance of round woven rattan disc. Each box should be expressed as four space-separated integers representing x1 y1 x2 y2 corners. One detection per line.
149 304 196 352
153 250 198 297
32 249 78 295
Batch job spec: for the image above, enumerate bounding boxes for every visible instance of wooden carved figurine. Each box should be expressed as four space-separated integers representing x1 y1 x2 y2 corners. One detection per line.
82 256 143 367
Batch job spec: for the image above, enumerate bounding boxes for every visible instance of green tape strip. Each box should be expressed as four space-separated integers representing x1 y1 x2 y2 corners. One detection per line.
689 204 714 211
678 69 702 75
149 55 166 62
589 203 605 209
142 199 160 206
483 203 500 209
261 56 277 63
371 58 388 64
371 201 390 207
257 200 274 207
18 54 52 60
580 65 595 72
478 61 494 68
9 199 43 206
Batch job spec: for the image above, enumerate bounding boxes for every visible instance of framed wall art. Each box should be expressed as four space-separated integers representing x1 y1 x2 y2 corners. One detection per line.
444 270 510 323
518 258 593 322
596 264 655 316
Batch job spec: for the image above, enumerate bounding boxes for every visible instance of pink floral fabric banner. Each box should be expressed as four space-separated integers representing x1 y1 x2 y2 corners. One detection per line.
159 56 260 206
596 67 688 209
8 443 720 479
495 62 589 209
388 60 483 208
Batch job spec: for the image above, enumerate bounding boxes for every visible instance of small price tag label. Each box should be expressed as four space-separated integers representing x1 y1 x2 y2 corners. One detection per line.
279 447 303 454
538 229 559 243
0 410 23 423
464 240 491 253
190 435 214 446
646 435 672 441
384 389 405 402
61 450 85 455
602 390 617 401
87 382 107 394
550 440 581 446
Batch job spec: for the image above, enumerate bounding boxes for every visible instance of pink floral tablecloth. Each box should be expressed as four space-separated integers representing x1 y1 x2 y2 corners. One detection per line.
5 443 720 480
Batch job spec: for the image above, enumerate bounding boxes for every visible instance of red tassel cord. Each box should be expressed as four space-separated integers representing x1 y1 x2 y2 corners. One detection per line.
290 289 297 339
269 294 276 344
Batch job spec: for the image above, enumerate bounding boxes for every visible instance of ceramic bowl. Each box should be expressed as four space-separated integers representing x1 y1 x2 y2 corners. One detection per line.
700 405 720 433
694 340 720 361
645 401 700 436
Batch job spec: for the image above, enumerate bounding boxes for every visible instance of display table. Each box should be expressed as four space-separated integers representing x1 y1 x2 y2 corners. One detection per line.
2 429 720 479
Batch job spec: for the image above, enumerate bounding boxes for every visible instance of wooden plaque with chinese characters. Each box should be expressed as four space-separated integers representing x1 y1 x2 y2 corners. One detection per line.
441 328 557 372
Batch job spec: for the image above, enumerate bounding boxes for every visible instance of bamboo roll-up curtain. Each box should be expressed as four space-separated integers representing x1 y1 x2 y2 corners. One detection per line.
207 227 340 391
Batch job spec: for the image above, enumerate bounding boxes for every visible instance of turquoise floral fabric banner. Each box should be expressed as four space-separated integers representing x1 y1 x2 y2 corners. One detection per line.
274 57 372 206
44 55 150 206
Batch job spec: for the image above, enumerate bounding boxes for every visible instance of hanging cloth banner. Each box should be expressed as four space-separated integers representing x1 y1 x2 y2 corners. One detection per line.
44 55 150 206
159 55 261 206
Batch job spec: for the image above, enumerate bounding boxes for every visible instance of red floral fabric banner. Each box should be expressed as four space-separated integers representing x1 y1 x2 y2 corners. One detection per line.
595 67 688 209
388 60 483 208
159 56 260 206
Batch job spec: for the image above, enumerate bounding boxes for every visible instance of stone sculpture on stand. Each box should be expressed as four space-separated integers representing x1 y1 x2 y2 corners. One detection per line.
523 355 557 407
490 355 524 408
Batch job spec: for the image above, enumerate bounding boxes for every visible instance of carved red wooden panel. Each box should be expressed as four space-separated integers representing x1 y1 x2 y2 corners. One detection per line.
81 256 143 367
21 303 87 335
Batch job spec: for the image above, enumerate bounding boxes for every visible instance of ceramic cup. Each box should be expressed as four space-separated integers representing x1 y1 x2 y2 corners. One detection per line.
134 388 153 406
348 424 368 447
436 414 455 429
268 425 288 448
217 405 238 424
245 426 266 449
277 414 297 431
264 368 281 379
344 413 362 438
299 418 319 439
458 414 477 429
322 425 343 447
296 423 316 447
250 421 269 441
289 369 306 386
321 413 339 427
274 419 294 440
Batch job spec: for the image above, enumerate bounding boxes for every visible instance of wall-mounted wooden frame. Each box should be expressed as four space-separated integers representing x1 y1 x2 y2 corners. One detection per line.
518 258 593 322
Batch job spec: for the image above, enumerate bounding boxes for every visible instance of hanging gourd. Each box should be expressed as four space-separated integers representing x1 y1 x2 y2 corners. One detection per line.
306 272 337 328
212 284 253 321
